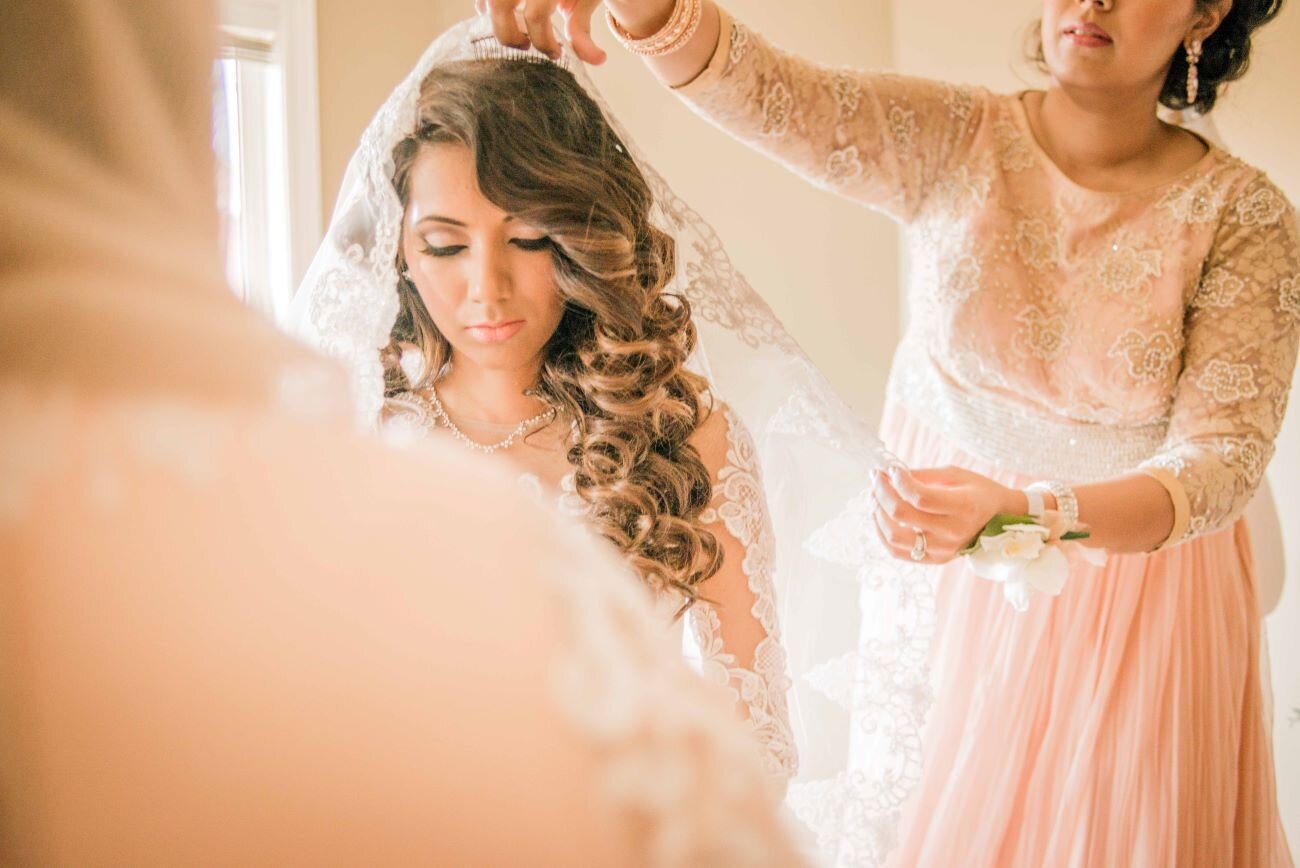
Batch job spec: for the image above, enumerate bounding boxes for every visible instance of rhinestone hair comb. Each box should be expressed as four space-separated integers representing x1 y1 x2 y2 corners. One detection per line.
469 30 572 70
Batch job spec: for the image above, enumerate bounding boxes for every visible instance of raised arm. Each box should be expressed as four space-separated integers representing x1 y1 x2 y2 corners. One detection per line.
655 5 985 222
483 0 984 222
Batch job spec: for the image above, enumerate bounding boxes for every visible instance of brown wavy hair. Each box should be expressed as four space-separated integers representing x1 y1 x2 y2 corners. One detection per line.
385 58 720 608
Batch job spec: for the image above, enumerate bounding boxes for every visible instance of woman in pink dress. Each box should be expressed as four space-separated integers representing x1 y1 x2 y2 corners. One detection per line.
487 0 1296 865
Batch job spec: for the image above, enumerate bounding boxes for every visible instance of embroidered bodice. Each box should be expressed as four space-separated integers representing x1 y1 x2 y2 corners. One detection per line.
675 8 1300 542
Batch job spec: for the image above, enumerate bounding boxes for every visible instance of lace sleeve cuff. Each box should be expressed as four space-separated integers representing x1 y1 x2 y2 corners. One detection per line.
1139 465 1191 550
670 5 734 94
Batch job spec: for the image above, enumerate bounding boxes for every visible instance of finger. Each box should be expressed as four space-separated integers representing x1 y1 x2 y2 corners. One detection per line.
561 0 607 64
486 0 529 49
888 466 953 515
475 0 488 14
909 465 972 488
872 489 968 558
523 0 562 59
872 509 953 565
872 508 909 557
871 508 901 558
874 472 932 528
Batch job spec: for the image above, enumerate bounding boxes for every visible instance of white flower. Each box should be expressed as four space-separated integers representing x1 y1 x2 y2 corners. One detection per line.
967 524 1068 612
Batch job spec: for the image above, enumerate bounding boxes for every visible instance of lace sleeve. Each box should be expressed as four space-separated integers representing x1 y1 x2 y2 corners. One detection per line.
672 6 985 222
688 404 798 786
1140 176 1300 542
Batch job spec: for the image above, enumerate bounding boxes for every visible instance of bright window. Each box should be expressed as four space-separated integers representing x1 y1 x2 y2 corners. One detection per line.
214 0 320 324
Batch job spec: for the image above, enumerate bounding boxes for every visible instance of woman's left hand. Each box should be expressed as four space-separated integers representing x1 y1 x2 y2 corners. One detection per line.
872 465 1025 565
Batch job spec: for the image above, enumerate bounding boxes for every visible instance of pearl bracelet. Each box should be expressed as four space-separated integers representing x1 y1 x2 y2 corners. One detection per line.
1026 480 1079 526
606 0 703 58
1024 487 1046 519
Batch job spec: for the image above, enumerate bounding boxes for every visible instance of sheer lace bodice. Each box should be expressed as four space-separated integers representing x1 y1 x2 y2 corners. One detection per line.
690 405 798 783
675 8 1300 543
384 393 797 784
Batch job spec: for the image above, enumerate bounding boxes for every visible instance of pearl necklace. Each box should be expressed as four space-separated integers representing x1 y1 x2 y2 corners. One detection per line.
424 385 556 455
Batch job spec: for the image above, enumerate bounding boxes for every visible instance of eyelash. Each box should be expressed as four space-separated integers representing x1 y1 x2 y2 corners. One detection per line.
421 237 552 258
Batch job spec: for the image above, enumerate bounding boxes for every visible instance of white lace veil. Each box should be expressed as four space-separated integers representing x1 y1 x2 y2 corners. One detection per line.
289 16 934 866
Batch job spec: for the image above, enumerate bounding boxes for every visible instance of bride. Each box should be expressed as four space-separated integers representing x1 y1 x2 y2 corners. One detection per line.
293 15 935 862
341 42 797 781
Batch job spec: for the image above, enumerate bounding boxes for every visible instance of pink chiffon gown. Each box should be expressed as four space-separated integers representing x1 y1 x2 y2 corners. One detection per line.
674 7 1297 866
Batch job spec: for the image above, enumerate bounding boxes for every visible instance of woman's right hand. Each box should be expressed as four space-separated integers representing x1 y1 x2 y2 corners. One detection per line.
475 0 677 65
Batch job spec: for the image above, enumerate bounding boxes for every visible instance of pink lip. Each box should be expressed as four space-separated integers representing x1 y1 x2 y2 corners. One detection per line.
465 320 525 343
1062 21 1112 47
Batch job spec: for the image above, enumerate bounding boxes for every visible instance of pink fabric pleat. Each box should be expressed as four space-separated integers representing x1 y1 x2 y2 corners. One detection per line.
882 401 1294 868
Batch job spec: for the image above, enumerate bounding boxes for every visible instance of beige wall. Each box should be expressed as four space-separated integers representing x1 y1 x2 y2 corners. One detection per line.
317 0 1298 837
317 0 465 225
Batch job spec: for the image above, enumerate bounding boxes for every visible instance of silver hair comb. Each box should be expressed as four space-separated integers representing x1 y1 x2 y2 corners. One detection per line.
469 31 572 70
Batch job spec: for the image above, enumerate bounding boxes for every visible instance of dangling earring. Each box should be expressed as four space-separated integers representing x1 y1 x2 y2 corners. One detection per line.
1185 38 1203 106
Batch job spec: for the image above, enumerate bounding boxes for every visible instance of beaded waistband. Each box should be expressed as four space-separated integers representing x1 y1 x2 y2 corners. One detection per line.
887 342 1169 482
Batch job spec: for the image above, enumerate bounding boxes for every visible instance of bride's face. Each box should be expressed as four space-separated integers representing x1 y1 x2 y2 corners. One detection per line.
399 142 566 375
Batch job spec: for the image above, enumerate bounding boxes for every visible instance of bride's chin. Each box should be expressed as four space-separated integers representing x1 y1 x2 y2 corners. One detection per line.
449 344 540 372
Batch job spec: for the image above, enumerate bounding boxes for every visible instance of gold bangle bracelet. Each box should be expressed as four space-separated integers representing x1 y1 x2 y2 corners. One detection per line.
605 0 703 58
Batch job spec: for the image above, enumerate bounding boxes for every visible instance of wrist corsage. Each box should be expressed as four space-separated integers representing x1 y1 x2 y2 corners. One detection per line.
961 511 1106 612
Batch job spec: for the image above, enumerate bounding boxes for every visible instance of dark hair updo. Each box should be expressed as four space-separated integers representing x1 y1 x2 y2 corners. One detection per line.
1032 0 1285 113
1164 0 1285 113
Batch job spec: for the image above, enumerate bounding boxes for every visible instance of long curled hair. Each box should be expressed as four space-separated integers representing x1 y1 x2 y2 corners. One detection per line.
385 58 721 607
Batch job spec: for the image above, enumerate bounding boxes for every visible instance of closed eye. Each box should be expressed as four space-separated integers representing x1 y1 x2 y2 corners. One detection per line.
422 243 466 258
510 237 553 252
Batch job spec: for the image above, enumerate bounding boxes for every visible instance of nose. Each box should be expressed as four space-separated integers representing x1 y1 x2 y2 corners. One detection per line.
1078 0 1112 10
467 242 512 305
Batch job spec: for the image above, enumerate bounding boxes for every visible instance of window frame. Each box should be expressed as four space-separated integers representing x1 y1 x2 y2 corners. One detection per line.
217 0 322 297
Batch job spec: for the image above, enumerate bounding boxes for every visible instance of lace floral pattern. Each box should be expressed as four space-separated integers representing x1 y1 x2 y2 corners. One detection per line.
541 509 801 867
1193 267 1247 308
1014 306 1070 362
1095 235 1164 302
692 407 798 783
827 145 864 184
1108 328 1181 385
761 81 795 137
1197 359 1259 403
1279 275 1300 320
1159 177 1224 224
1015 215 1063 272
676 8 1299 544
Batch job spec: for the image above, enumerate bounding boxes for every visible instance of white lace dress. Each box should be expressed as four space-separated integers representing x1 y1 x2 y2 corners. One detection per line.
385 392 799 786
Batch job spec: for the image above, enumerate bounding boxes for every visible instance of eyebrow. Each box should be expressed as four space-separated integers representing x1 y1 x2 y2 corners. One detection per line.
416 214 516 227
